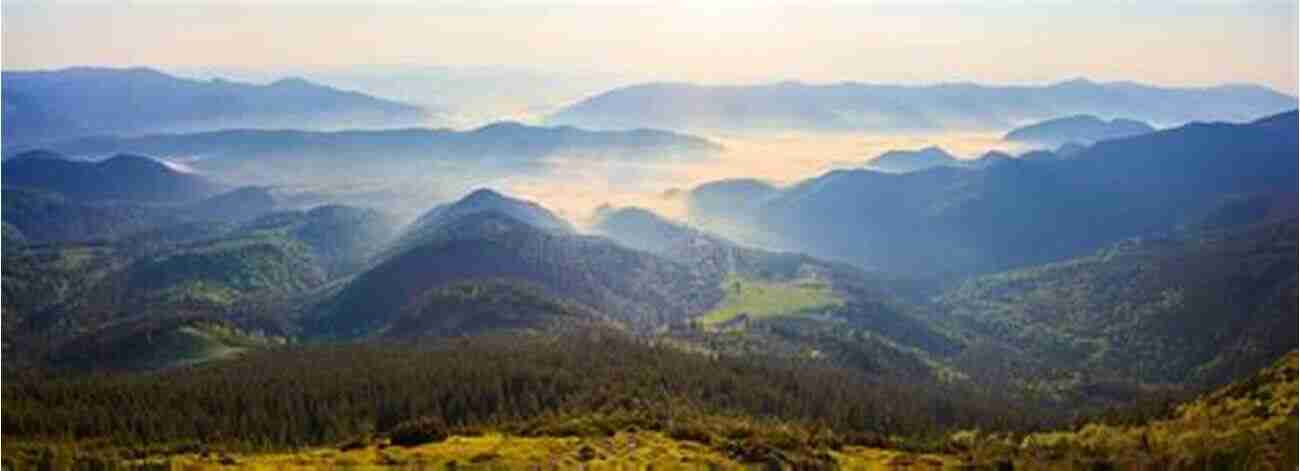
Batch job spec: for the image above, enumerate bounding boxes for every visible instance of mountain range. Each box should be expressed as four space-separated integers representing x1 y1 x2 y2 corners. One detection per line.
2 67 432 145
2 122 720 183
1004 114 1156 146
547 79 1296 132
3 67 1297 469
690 110 1299 275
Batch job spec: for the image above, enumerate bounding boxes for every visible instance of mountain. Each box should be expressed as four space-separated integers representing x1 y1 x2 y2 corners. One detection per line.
236 205 402 278
547 79 1296 132
1 67 430 145
691 110 1299 275
2 151 224 202
866 146 960 173
310 210 720 337
3 123 721 181
969 150 1017 168
1004 114 1156 146
1 202 400 368
685 178 780 237
593 206 958 363
941 218 1297 396
1 188 181 242
390 189 575 255
183 186 277 223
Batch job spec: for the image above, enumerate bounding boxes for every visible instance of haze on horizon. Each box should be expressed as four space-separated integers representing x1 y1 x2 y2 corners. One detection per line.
3 0 1297 95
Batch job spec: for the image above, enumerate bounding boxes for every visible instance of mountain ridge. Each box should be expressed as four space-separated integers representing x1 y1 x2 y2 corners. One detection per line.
2 67 431 144
548 79 1296 132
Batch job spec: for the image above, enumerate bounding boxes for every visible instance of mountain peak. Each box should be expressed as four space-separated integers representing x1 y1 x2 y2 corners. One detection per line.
462 188 507 203
269 77 319 88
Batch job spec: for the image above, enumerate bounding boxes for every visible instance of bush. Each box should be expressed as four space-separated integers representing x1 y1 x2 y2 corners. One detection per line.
388 416 449 447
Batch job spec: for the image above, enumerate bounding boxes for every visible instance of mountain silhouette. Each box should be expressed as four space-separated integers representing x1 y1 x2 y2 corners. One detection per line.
1004 114 1156 146
548 79 1295 132
2 67 430 145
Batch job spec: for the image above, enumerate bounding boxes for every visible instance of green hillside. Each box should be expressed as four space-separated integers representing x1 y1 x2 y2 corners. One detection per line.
939 218 1297 400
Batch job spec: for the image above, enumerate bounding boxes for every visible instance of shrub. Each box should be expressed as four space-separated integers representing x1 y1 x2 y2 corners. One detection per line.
388 416 449 447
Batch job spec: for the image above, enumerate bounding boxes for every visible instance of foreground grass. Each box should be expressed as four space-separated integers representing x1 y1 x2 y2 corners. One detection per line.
100 432 955 470
699 274 843 325
953 351 1299 470
3 410 962 470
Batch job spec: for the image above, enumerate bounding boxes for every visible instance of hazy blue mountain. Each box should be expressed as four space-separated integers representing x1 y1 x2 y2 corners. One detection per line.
1017 149 1062 161
171 64 632 128
2 67 430 145
547 79 1295 132
866 146 960 173
1055 141 1088 157
1004 114 1156 146
2 151 223 203
969 150 1017 168
692 110 1299 275
686 178 779 225
184 186 277 223
3 122 720 181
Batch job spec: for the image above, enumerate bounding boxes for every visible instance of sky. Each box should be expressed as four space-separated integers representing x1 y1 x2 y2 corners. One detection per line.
3 0 1297 94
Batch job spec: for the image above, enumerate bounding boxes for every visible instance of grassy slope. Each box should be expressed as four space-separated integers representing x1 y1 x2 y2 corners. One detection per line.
955 351 1299 469
698 274 843 325
115 433 959 470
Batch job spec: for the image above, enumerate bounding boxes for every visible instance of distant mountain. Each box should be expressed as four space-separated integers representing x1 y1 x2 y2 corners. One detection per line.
686 179 779 227
4 123 720 181
548 79 1296 132
1055 141 1088 157
866 146 960 173
2 151 223 202
691 110 1299 275
969 150 1016 168
2 67 430 145
1004 114 1156 146
184 186 277 223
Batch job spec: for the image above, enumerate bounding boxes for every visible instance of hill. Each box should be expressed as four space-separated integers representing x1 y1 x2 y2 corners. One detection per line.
592 206 959 369
310 211 719 337
939 218 1297 396
1 151 224 202
957 351 1298 469
1 67 429 145
1 188 180 242
547 79 1295 132
1004 114 1156 146
1 203 400 369
393 188 574 250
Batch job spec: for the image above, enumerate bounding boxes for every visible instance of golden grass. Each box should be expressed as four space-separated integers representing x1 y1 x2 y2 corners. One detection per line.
120 432 966 470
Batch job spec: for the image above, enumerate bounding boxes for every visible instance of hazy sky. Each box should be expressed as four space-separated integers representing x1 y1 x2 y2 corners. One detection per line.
3 0 1297 93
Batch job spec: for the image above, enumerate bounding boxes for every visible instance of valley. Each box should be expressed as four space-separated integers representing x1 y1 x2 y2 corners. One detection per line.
2 10 1297 466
